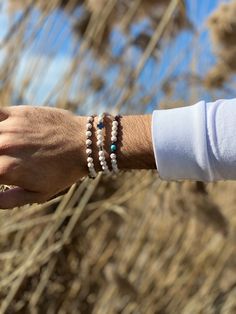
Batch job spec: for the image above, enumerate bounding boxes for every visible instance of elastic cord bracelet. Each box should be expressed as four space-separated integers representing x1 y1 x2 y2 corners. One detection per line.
86 115 97 179
110 115 120 174
96 113 111 175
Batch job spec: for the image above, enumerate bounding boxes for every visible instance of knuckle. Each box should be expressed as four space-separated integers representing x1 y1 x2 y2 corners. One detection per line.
12 106 30 117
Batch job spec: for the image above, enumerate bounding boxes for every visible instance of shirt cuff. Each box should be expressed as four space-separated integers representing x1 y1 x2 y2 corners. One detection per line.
151 100 214 182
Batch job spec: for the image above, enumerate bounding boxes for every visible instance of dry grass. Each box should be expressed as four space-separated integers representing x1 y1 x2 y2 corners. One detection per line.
0 1 236 313
2 175 236 313
205 0 236 88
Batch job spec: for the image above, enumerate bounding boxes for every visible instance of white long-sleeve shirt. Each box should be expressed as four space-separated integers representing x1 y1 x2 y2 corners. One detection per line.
151 98 236 182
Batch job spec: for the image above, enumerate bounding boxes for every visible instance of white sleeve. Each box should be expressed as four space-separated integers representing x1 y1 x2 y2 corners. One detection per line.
151 98 236 182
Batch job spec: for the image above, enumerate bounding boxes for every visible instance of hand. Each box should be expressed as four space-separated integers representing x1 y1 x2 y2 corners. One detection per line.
0 106 88 209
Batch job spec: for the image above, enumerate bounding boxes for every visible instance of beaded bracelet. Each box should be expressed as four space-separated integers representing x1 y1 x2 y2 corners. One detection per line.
96 113 111 175
110 115 120 174
86 115 97 179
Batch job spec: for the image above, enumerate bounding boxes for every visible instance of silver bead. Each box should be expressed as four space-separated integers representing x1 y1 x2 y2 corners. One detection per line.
111 136 117 142
86 148 92 155
86 139 92 146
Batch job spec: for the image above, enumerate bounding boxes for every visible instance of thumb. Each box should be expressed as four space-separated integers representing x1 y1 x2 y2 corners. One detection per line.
0 187 44 209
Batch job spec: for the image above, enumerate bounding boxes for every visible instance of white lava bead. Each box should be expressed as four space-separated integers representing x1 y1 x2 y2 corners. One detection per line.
111 159 117 164
112 126 118 132
99 151 105 157
110 153 116 159
111 136 117 142
87 116 93 123
86 131 92 137
102 165 108 170
111 131 117 137
86 123 92 130
97 140 103 146
88 162 94 168
99 156 105 161
86 148 92 155
98 116 103 123
113 121 118 127
97 134 103 141
86 139 92 146
87 157 93 163
97 129 103 135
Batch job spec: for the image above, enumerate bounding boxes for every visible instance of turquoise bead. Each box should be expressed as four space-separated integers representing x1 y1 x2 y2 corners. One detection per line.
111 144 117 152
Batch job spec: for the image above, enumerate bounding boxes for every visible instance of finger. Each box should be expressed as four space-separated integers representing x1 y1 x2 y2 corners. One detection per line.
0 186 45 210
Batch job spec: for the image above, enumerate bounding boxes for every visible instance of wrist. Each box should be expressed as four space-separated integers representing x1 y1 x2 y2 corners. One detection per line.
116 114 156 170
73 113 156 179
72 115 90 177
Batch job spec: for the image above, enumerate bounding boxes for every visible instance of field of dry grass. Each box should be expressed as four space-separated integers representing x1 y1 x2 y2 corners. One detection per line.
0 0 236 313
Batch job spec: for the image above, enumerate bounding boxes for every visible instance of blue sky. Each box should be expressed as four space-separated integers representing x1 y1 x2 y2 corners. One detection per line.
0 0 232 112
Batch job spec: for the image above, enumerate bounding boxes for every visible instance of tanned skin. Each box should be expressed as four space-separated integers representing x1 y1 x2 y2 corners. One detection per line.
0 106 156 209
